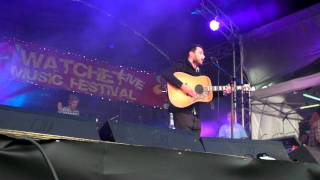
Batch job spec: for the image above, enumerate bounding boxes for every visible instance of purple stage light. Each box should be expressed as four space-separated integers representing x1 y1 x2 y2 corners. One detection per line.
209 19 220 31
200 120 220 137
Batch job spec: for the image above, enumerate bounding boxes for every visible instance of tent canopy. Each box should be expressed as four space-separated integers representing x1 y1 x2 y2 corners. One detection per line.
243 3 320 88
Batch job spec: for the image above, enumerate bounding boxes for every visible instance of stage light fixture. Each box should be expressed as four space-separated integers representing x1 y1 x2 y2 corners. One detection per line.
299 104 320 110
209 19 220 31
303 93 320 102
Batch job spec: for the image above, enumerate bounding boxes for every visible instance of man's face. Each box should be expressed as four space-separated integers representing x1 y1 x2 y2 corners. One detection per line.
190 47 205 65
311 119 319 129
227 112 234 123
69 100 79 110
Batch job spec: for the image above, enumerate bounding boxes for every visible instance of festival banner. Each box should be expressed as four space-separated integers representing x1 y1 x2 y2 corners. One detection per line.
0 39 167 107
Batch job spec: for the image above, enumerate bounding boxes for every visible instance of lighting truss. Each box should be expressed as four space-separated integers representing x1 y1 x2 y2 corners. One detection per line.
198 0 240 41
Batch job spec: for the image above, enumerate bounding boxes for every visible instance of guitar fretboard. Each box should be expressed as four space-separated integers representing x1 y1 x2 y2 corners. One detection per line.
208 86 246 92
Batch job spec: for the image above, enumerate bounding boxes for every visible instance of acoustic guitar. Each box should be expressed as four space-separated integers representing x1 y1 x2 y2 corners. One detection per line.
167 72 253 108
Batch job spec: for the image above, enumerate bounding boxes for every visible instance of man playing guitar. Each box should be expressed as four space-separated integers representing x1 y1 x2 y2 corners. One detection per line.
162 44 232 137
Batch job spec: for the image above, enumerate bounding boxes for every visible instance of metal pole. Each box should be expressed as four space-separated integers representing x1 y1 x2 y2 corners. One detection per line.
231 89 234 139
231 40 237 139
239 35 245 127
248 91 253 139
217 60 221 122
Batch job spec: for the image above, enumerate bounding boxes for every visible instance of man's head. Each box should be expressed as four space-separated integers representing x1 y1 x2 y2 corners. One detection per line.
68 95 79 110
187 44 205 66
310 112 320 128
227 112 235 123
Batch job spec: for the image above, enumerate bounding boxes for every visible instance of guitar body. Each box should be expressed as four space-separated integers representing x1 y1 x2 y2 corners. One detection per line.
167 72 213 108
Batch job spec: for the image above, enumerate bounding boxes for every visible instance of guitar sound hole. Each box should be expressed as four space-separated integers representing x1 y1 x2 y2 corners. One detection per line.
195 85 204 94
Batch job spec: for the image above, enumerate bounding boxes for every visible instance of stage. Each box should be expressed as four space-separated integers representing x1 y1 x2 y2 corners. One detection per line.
0 0 320 179
0 129 320 180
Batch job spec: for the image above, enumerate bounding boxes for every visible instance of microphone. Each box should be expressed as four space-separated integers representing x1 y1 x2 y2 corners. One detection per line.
203 57 218 66
209 56 219 64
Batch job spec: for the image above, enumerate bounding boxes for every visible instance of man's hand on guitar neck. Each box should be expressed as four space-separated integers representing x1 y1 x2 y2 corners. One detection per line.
223 84 232 96
181 84 197 98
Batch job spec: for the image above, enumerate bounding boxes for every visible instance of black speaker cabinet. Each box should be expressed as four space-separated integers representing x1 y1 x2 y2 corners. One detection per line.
289 145 320 164
0 105 99 140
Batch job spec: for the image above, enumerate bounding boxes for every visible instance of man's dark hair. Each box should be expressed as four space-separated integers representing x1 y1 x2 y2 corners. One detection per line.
186 44 203 57
68 94 79 102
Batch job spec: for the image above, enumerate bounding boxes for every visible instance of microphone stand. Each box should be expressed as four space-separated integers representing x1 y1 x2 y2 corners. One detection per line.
216 59 220 124
209 58 230 126
206 58 233 79
206 57 235 138
231 41 237 139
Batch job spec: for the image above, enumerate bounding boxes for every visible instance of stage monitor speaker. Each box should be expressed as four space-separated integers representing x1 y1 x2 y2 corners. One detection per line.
0 105 99 140
167 129 204 152
202 138 290 161
289 146 320 164
108 119 204 152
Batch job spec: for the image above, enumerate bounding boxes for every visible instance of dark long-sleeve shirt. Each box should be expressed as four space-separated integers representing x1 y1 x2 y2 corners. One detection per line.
162 60 201 116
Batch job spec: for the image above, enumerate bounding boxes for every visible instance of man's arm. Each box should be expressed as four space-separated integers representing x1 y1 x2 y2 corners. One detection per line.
57 102 63 113
162 63 197 97
311 112 320 144
240 126 248 139
315 123 320 144
162 63 184 88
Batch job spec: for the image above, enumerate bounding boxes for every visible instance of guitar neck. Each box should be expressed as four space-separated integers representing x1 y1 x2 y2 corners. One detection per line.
209 85 244 92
